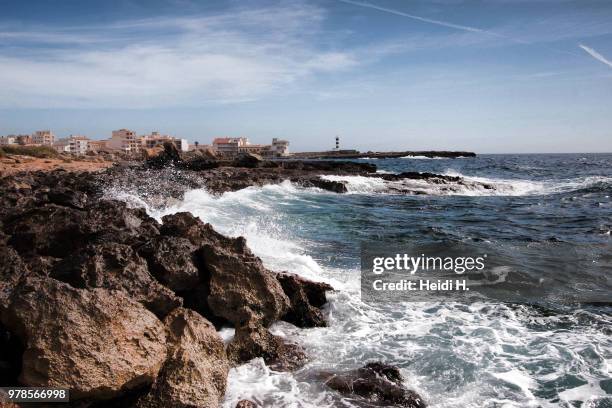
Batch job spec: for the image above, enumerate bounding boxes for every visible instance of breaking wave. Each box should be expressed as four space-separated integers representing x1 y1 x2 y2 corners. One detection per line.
320 173 612 197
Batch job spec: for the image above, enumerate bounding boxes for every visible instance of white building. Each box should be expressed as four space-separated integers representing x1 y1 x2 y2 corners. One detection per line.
108 129 140 153
212 137 249 156
212 137 290 158
32 130 55 146
53 139 71 153
0 136 17 146
141 131 189 152
54 135 89 154
270 138 290 157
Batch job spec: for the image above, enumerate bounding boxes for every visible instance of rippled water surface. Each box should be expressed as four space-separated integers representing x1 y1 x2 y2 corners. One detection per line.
115 154 612 407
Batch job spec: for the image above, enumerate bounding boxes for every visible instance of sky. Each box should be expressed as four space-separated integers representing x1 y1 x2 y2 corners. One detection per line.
0 0 611 153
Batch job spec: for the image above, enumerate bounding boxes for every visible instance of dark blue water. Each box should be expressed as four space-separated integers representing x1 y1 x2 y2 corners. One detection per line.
118 153 612 407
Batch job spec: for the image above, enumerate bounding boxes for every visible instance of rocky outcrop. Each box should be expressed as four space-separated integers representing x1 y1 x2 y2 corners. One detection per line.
137 236 201 292
232 153 263 168
322 362 426 408
199 238 290 327
276 272 332 328
137 308 229 408
226 320 307 371
159 212 312 371
158 212 290 326
1 277 167 400
50 242 181 318
0 168 338 405
145 141 182 169
4 200 159 259
298 177 347 193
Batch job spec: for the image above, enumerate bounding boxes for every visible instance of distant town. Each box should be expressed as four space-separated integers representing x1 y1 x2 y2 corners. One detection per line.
0 130 290 158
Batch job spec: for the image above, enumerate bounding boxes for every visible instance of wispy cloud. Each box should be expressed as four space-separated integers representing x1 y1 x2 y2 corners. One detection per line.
0 3 363 108
579 44 612 68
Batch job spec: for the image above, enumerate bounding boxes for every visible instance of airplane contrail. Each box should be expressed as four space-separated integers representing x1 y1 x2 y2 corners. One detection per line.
336 0 589 59
336 0 507 39
579 44 612 68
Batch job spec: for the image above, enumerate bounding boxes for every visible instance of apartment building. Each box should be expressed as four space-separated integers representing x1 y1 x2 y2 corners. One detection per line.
32 130 55 146
141 131 189 152
0 136 16 146
87 140 107 152
269 138 290 157
54 135 89 154
212 137 249 156
212 137 290 158
108 129 140 153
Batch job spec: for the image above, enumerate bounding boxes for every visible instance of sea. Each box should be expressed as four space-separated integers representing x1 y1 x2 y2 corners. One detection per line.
115 153 612 408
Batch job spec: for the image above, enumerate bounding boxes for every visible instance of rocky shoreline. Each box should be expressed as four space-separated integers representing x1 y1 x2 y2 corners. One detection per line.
0 145 502 408
0 146 493 406
293 150 476 160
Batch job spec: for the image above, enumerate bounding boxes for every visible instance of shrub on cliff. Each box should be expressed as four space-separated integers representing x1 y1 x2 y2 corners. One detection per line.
0 145 59 158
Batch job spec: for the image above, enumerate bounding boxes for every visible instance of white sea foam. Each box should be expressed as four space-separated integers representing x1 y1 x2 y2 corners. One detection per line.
400 155 445 159
320 173 612 197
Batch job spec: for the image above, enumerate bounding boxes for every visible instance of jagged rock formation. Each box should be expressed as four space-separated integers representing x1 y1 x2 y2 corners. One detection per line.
2 276 167 400
0 170 334 406
136 308 229 408
0 158 461 405
322 362 427 407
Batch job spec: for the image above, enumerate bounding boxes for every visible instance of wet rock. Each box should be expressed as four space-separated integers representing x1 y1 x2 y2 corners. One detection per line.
137 308 229 408
146 142 182 169
51 242 181 318
232 153 263 168
276 272 333 328
300 177 348 193
227 322 307 371
323 362 426 407
1 277 167 400
279 160 376 174
372 171 462 183
138 236 200 292
235 400 258 408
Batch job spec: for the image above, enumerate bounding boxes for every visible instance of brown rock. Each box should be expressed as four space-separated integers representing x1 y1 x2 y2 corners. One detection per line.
0 245 28 310
137 308 229 408
1 277 167 400
227 322 306 371
51 242 181 318
323 362 426 407
146 142 182 169
235 400 258 408
160 212 226 247
4 201 159 258
199 239 289 327
276 272 332 328
161 212 290 328
138 236 200 292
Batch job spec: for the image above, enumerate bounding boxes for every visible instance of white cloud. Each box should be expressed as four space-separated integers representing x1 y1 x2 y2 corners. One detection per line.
579 44 612 69
0 3 360 108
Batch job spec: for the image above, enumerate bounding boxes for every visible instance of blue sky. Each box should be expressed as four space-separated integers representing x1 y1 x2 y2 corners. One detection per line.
0 0 611 153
